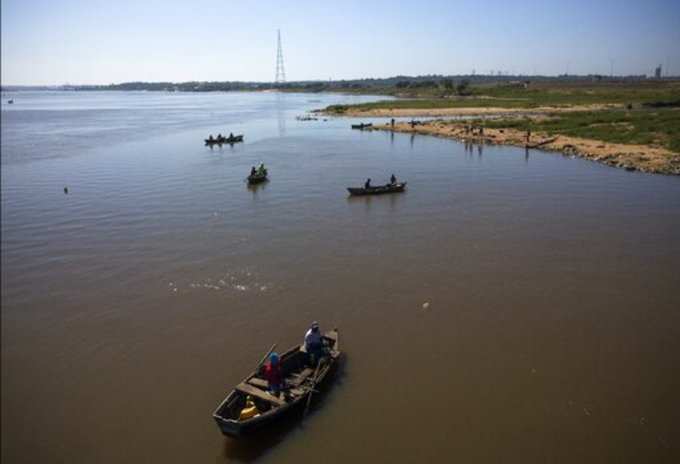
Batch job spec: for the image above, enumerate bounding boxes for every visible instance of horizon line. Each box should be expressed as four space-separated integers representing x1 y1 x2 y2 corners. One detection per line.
3 73 677 89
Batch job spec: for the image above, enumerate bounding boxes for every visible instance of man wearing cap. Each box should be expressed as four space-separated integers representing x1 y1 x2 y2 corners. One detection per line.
304 321 325 366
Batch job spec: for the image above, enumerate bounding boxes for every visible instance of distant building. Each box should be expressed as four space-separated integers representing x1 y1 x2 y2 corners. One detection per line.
655 65 662 79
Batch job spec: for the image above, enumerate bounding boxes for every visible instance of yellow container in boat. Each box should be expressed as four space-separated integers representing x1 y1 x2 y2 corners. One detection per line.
239 399 259 420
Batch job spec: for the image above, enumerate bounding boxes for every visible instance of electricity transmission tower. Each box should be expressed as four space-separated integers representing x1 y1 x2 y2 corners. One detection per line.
275 29 286 85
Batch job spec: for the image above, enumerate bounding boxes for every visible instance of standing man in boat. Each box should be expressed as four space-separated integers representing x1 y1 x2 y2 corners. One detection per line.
364 178 371 189
304 321 325 366
263 352 284 396
390 174 397 185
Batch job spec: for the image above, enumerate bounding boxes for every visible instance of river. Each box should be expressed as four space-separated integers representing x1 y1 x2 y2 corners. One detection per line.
2 91 679 463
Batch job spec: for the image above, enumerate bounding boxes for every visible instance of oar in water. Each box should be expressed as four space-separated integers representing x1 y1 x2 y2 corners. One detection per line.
303 362 322 418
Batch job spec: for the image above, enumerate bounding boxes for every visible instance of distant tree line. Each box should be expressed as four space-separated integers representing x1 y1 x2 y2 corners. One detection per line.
1 74 661 93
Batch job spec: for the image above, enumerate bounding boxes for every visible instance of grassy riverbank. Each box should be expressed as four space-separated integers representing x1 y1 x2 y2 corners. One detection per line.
370 108 680 174
483 108 680 153
322 80 680 115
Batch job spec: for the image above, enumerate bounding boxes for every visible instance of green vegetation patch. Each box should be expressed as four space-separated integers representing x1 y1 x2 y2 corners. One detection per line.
483 108 680 152
324 81 680 113
325 97 534 113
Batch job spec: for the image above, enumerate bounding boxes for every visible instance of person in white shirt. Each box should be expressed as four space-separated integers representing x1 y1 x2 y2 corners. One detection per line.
304 321 324 366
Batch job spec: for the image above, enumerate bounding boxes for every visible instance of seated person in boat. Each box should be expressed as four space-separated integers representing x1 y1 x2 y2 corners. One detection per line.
229 132 234 140
390 174 397 185
208 135 214 142
217 133 223 140
251 166 257 176
258 163 266 175
364 178 371 189
263 352 284 395
304 321 326 366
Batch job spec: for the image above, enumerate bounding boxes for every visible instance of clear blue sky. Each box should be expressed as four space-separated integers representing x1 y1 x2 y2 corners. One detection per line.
2 0 679 85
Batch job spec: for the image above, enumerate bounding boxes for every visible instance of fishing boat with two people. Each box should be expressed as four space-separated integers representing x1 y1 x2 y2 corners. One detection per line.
347 174 407 196
247 164 269 185
212 326 340 437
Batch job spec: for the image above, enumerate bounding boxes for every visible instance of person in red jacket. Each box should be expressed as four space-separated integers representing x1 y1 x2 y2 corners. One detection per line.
263 352 283 395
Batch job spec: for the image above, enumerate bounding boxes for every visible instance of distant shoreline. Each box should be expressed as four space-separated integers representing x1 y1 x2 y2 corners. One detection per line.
317 103 619 118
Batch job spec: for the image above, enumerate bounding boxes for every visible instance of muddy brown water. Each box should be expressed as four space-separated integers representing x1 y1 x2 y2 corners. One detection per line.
2 92 679 463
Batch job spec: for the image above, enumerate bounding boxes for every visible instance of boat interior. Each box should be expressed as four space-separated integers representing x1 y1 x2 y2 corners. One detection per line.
218 335 337 421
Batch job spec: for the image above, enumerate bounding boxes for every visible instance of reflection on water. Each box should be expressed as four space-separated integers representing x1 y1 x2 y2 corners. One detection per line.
2 91 680 464
346 189 406 214
275 93 286 137
247 179 270 195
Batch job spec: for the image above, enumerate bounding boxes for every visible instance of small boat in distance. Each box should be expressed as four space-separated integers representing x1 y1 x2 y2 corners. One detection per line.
347 182 407 196
247 170 268 185
205 134 244 145
212 329 341 437
7 99 14 104
351 122 372 130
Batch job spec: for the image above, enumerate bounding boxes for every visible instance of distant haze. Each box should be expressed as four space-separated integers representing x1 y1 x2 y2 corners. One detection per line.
2 0 679 86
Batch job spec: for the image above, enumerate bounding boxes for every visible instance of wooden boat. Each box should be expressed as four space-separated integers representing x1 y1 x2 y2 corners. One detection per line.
347 182 407 196
204 134 244 145
351 123 372 130
525 136 558 149
227 135 244 143
247 170 268 184
213 329 341 437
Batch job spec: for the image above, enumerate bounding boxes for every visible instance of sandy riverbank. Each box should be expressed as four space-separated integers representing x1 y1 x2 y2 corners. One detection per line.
322 104 620 118
370 121 680 175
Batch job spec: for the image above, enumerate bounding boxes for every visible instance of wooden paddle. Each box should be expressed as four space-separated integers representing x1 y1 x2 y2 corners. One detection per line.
303 362 322 418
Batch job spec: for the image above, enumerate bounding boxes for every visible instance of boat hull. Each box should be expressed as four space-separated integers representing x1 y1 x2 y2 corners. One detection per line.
213 329 340 438
205 135 244 145
351 123 372 130
347 182 407 196
247 174 268 184
214 385 311 437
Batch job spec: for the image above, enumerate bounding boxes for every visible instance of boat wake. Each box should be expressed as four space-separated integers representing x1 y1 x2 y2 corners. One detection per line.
168 269 273 295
